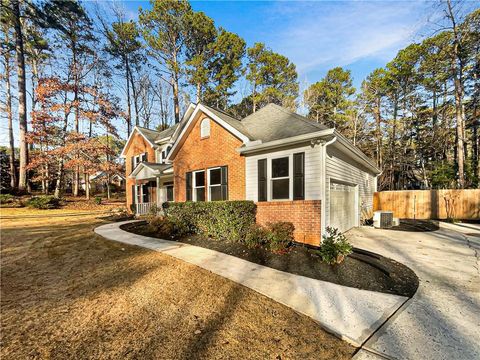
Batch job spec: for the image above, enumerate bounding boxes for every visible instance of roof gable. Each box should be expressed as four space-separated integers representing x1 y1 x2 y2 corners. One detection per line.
166 103 251 161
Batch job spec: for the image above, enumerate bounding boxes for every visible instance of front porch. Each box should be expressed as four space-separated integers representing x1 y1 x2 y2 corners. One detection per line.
129 162 174 215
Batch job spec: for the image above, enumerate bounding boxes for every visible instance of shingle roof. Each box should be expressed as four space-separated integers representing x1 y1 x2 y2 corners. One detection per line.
135 125 179 144
240 103 329 142
202 104 255 140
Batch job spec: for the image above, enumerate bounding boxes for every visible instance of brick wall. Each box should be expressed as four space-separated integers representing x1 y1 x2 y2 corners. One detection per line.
125 132 157 211
256 200 322 246
173 113 245 201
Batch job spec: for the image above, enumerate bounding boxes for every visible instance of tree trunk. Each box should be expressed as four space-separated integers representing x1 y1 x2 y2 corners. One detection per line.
130 72 139 126
125 57 132 136
446 0 466 188
4 46 17 189
72 38 81 197
12 0 28 192
173 76 180 124
85 171 90 200
374 96 382 169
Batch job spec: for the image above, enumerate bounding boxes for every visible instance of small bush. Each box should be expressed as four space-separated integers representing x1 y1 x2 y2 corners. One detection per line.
147 216 176 238
164 201 256 242
0 194 14 205
316 227 353 265
266 221 295 253
26 195 61 209
244 224 269 249
94 196 102 205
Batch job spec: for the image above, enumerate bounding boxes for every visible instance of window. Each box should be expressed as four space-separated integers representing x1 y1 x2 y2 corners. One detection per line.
200 118 210 138
208 166 228 201
165 181 174 202
271 157 290 200
193 170 205 201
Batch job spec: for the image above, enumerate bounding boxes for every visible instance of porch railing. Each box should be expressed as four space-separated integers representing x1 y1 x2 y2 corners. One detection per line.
135 202 156 216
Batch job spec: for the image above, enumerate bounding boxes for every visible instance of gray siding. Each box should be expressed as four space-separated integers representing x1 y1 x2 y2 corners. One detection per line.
245 144 323 202
325 145 376 228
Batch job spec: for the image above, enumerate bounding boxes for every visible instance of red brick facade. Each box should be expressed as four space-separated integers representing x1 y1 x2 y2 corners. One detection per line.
173 113 245 202
256 200 322 246
125 131 157 211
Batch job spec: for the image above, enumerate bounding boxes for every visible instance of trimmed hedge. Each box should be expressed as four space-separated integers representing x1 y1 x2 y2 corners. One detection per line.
163 201 256 242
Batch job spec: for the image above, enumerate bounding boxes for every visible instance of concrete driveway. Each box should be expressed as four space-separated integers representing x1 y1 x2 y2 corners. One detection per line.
348 223 480 360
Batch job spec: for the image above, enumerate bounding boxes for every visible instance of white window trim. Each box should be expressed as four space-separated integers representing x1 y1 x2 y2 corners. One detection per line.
207 167 222 201
266 154 294 201
192 170 205 201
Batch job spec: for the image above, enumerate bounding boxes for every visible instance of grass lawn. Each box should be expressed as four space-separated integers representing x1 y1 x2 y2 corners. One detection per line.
0 209 354 359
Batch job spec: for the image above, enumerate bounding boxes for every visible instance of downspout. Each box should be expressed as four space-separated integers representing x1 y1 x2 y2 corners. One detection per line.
320 136 337 238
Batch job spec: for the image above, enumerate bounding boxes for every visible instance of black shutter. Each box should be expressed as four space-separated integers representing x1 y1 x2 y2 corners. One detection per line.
186 172 192 201
258 159 267 202
293 152 305 200
131 156 134 174
131 185 135 205
221 166 228 200
144 152 148 162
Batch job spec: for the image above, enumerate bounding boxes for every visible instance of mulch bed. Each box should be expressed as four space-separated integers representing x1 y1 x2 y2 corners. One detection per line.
122 222 419 298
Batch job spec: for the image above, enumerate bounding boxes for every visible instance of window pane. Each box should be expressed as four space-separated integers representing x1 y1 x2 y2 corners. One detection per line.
195 171 205 186
166 186 174 201
272 157 289 178
210 186 222 201
272 179 289 199
196 187 205 201
209 168 221 185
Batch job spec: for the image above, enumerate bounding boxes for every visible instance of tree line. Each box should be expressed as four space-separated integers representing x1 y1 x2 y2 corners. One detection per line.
0 0 478 197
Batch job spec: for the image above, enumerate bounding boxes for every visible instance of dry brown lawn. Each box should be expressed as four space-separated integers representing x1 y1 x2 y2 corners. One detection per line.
0 209 354 359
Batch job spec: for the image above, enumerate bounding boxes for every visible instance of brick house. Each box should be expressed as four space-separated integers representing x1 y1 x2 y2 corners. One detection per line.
121 103 380 246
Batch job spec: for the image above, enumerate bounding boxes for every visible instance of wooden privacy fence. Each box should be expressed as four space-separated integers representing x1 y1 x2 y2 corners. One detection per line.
373 189 480 220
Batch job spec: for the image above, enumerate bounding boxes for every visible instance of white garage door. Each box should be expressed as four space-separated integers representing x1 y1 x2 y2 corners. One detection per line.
329 182 357 233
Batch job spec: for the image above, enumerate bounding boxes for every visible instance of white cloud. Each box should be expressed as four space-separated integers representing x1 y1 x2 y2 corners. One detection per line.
265 1 428 75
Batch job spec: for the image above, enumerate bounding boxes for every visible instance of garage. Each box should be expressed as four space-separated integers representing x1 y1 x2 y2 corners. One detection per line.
329 181 357 233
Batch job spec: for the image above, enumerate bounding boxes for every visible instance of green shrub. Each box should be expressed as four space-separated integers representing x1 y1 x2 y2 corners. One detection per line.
316 227 353 265
94 196 102 205
163 201 256 242
244 224 269 249
26 195 61 209
0 194 14 205
266 221 295 253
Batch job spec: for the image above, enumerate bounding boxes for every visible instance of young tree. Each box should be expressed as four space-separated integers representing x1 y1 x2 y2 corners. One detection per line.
304 67 356 129
203 29 245 109
184 10 216 103
139 0 192 124
360 68 387 168
42 0 95 196
103 15 143 136
245 42 298 113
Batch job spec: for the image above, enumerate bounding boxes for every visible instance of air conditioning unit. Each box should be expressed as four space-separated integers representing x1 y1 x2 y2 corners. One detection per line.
373 211 394 228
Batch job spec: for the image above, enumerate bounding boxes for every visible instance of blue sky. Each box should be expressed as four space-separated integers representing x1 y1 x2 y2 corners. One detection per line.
122 0 436 89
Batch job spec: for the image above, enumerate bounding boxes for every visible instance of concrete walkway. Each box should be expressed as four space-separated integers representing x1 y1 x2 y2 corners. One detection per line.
94 221 408 347
349 224 480 360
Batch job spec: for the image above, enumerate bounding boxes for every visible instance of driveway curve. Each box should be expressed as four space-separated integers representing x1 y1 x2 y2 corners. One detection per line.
348 224 480 360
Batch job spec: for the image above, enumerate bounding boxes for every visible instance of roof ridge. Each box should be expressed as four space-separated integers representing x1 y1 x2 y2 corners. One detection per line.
267 103 326 129
202 103 241 121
